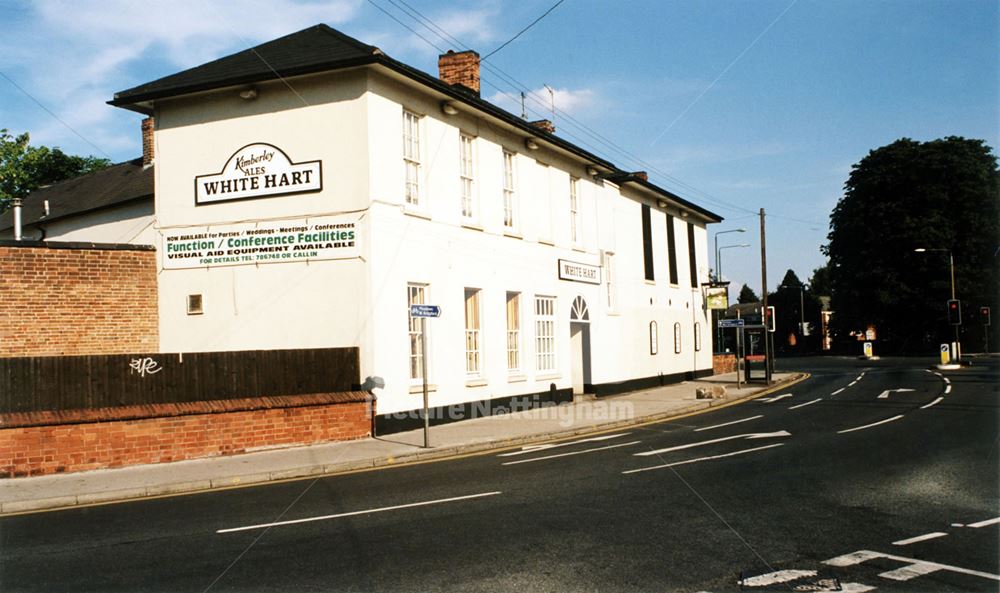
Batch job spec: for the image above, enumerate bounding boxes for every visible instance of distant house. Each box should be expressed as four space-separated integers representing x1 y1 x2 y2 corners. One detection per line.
0 157 154 244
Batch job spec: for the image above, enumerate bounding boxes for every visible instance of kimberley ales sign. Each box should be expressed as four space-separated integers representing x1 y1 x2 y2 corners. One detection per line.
195 143 322 205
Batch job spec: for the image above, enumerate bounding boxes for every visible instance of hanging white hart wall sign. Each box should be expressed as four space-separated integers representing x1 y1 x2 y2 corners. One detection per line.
195 143 322 205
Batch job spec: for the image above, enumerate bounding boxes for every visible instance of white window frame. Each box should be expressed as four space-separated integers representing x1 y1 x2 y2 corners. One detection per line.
569 176 581 246
603 251 616 313
674 322 682 354
502 150 517 230
506 292 521 373
650 321 658 355
694 322 702 352
464 288 482 376
407 283 428 381
534 295 557 373
403 110 422 208
460 134 476 221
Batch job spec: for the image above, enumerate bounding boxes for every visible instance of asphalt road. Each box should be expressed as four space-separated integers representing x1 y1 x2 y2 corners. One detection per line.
1 356 997 592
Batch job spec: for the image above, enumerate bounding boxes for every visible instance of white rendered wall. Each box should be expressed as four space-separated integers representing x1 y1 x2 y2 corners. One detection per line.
154 71 373 359
1 201 155 245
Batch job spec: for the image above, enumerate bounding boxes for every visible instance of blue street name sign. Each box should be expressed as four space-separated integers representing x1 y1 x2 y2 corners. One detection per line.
410 304 442 318
718 318 745 328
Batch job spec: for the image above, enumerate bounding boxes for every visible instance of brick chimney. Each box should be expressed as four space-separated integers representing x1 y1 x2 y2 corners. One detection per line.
529 119 555 134
438 50 480 96
141 117 155 168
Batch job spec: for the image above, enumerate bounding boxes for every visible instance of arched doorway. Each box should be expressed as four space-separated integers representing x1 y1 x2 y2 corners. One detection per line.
569 296 593 395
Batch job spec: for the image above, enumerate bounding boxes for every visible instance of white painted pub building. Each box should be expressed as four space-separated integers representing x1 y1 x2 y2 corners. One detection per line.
100 25 722 429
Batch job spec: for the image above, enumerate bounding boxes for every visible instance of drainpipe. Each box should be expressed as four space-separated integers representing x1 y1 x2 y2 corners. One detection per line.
12 197 23 241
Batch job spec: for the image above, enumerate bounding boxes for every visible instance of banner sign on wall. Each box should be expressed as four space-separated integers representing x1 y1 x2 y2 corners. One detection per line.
558 259 601 285
161 216 359 270
195 143 322 205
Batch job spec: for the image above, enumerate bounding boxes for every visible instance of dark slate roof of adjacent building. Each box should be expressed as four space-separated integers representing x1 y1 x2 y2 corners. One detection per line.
0 158 153 231
109 24 722 223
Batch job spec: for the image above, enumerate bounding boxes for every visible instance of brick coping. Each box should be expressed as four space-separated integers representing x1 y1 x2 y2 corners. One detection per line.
0 392 372 429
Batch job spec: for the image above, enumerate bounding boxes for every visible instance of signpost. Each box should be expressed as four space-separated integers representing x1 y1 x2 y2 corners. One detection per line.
718 318 745 328
410 304 441 448
863 341 873 359
940 343 950 366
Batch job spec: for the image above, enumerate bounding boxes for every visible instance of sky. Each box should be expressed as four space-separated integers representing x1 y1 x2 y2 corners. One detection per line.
1 0 997 295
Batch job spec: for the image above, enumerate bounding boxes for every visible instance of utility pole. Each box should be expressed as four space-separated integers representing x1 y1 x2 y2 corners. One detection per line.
760 208 771 383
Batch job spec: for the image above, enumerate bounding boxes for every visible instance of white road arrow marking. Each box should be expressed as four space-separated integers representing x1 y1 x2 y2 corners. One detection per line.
623 444 785 474
877 388 915 399
759 393 792 403
635 431 791 456
497 433 631 457
824 550 1000 582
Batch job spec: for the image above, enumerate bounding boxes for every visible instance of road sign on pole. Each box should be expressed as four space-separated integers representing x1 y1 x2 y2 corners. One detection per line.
410 304 441 448
410 304 442 318
718 318 745 328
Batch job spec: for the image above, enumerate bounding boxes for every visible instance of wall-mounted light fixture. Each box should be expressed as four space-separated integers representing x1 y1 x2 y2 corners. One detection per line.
239 87 258 100
680 210 689 218
586 166 600 177
657 200 667 209
441 101 459 115
525 138 539 150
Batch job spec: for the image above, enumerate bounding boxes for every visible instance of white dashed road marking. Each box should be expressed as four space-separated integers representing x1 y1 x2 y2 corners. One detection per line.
635 431 791 456
837 415 904 434
831 388 846 395
920 397 944 409
500 441 642 465
623 443 785 474
969 516 1000 528
217 491 502 533
694 415 763 432
893 532 947 546
789 398 822 410
497 433 631 457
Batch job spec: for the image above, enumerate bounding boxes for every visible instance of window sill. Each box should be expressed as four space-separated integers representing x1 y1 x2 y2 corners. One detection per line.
571 246 586 253
538 239 555 246
535 372 561 381
644 280 656 286
503 230 523 239
507 374 527 383
461 222 484 232
409 383 437 394
465 378 488 387
403 209 432 221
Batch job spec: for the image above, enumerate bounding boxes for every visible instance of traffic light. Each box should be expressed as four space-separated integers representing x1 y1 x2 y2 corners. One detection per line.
982 306 991 326
765 305 776 332
947 299 961 325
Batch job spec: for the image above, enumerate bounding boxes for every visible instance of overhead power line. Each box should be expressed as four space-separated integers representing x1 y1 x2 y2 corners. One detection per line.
482 0 567 61
0 71 112 159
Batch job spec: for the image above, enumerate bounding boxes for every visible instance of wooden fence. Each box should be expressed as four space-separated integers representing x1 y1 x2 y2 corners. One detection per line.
0 348 360 414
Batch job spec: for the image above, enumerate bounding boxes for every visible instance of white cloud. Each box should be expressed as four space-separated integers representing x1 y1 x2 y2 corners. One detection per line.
0 0 362 159
487 86 596 118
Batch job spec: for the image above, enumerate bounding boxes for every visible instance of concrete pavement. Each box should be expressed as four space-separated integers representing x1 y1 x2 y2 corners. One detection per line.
0 371 804 514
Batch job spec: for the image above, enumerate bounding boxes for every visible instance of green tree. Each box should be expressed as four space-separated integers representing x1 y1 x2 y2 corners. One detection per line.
0 129 110 213
737 284 759 304
808 264 831 297
769 268 823 353
824 137 1000 353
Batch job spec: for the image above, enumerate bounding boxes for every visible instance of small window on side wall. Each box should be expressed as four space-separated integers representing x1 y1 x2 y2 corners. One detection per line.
694 322 702 351
187 294 203 315
649 321 658 355
674 322 682 354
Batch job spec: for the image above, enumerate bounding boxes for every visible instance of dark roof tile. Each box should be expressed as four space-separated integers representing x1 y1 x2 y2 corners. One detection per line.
0 158 153 230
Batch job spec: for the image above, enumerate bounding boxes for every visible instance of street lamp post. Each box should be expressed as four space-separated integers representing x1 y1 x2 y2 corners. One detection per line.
915 247 960 360
714 228 746 281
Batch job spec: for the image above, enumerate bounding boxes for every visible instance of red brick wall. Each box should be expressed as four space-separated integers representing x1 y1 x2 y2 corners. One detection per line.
713 353 737 375
0 243 158 357
0 395 372 477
